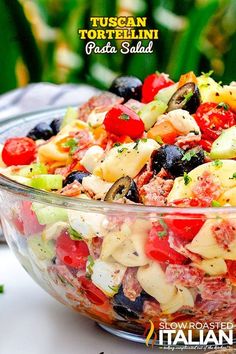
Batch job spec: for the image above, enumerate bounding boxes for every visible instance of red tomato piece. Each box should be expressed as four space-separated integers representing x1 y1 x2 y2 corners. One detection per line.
79 276 107 305
12 201 44 236
56 232 89 269
166 198 206 241
194 102 236 142
104 104 144 139
141 73 174 103
226 260 236 284
198 139 212 152
2 137 36 166
145 222 187 264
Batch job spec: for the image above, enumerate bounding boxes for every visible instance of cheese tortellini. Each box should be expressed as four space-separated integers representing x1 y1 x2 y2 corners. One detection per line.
101 220 150 266
186 218 236 260
94 139 159 182
137 262 194 314
168 160 236 203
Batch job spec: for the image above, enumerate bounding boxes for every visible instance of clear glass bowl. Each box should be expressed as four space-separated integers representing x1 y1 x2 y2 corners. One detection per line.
0 108 235 346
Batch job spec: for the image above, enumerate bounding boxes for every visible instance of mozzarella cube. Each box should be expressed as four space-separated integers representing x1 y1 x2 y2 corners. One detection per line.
80 146 104 173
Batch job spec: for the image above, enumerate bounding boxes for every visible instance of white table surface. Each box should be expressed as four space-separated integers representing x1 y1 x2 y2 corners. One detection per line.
0 244 206 354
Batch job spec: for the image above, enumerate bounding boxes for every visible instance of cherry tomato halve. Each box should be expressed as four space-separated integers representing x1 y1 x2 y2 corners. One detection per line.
145 222 187 264
142 73 174 103
79 276 107 306
2 137 36 166
56 232 89 269
194 102 236 143
166 198 206 241
226 261 236 284
104 104 144 139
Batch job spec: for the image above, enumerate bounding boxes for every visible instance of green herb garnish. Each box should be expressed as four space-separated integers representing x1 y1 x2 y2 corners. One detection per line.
213 160 223 168
155 136 164 145
133 138 147 150
0 285 4 294
68 226 83 240
87 255 95 275
62 138 78 155
211 200 221 207
217 102 229 110
183 91 194 103
117 147 128 153
108 285 120 293
183 172 192 185
201 70 214 77
157 219 168 238
182 150 197 162
113 142 121 147
157 230 167 238
229 173 236 180
119 113 130 121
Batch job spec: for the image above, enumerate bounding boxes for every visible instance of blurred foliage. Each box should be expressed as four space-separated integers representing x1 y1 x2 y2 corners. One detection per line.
0 0 235 94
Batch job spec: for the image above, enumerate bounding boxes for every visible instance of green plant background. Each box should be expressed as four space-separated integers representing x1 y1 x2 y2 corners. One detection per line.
0 0 235 94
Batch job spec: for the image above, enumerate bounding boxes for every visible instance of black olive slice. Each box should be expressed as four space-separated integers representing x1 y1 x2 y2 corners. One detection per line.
63 171 90 187
167 82 201 114
104 176 140 203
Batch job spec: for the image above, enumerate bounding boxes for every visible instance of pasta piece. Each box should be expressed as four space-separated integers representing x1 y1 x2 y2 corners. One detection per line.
91 259 126 296
219 187 236 206
100 224 131 261
158 109 200 136
94 139 159 182
192 258 227 276
112 220 150 267
137 262 176 304
161 286 194 314
168 160 236 202
80 146 104 173
82 175 112 199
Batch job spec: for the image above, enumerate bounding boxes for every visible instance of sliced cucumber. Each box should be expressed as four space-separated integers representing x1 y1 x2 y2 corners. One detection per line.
210 126 236 159
61 107 78 128
28 235 55 261
18 163 48 178
138 100 167 130
32 204 68 225
155 83 178 104
31 174 63 191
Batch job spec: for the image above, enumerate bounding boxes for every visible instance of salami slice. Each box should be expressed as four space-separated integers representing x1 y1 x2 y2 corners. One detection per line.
166 264 204 287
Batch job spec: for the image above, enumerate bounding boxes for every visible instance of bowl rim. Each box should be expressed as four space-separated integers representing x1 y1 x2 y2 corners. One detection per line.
0 106 235 216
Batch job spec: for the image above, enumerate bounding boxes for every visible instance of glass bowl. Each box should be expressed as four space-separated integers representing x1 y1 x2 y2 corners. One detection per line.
0 108 236 347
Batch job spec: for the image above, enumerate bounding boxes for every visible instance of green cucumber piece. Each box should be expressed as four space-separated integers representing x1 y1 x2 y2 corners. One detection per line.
61 107 78 128
31 174 63 191
18 163 48 178
210 126 236 159
155 83 178 104
28 235 55 261
32 204 68 225
139 100 167 130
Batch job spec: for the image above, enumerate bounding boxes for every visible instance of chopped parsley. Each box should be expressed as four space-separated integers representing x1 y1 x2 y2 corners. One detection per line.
211 200 221 207
229 173 236 180
0 285 4 294
217 102 229 110
119 113 130 121
108 285 120 293
113 142 121 147
201 70 214 77
155 135 164 145
133 138 147 150
183 172 192 185
157 219 168 238
68 226 83 240
182 150 197 162
62 138 78 155
87 255 94 275
213 160 223 168
183 91 194 103
117 147 128 153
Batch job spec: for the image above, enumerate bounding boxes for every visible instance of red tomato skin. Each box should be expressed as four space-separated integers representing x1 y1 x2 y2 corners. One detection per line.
194 102 236 141
142 73 174 103
226 260 236 284
2 137 36 166
79 276 107 305
56 232 89 269
145 223 187 264
104 104 144 139
165 214 205 241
